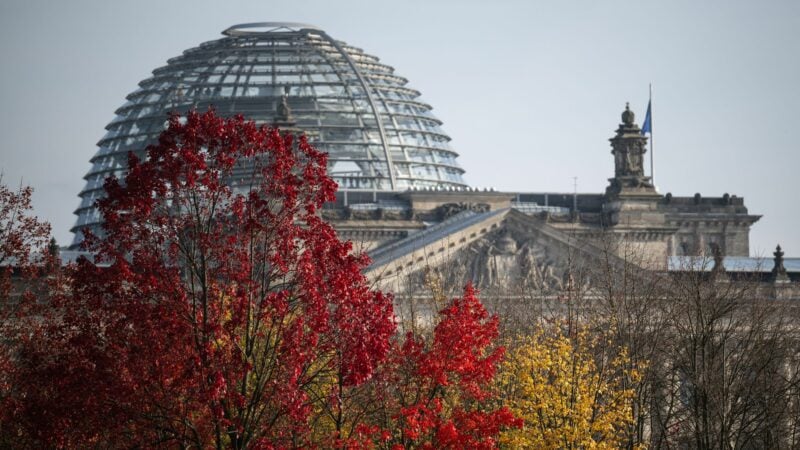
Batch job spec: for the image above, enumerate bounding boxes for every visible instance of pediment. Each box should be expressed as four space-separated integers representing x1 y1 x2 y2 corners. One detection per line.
367 209 614 295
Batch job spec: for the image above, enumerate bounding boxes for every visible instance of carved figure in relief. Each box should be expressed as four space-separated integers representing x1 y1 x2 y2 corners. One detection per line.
438 202 491 220
520 243 563 291
463 229 565 291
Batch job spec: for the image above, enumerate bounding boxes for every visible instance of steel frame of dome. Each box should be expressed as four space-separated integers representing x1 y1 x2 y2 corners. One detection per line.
71 22 467 246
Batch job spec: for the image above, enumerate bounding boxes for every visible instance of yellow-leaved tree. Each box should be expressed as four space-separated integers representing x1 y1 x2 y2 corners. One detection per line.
496 326 641 449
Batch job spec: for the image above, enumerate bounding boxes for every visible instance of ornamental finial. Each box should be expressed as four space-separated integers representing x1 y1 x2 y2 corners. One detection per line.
621 102 635 126
772 244 788 281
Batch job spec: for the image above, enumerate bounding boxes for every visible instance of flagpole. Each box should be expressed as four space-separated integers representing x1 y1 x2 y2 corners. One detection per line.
649 83 654 185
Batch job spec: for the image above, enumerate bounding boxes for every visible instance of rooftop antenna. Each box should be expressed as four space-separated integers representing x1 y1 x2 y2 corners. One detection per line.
572 176 578 218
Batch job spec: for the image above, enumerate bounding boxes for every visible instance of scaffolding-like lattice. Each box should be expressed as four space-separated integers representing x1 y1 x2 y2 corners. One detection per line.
71 22 467 246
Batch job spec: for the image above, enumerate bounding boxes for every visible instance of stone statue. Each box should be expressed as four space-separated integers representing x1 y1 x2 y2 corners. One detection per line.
274 86 295 126
438 202 491 220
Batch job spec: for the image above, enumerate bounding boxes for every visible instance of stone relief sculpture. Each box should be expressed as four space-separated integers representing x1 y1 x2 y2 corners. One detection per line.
438 202 491 220
519 241 565 291
452 228 565 292
388 223 591 298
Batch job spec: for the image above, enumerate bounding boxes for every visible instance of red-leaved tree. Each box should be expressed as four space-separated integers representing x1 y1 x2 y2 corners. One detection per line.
4 110 518 449
0 181 51 445
333 284 522 449
7 110 396 448
389 284 520 449
302 278 522 449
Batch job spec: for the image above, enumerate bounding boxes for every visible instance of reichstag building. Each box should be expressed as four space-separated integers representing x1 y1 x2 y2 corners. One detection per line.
69 22 799 295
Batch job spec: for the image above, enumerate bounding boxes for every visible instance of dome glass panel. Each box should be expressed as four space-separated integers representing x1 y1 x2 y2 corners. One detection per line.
71 23 467 246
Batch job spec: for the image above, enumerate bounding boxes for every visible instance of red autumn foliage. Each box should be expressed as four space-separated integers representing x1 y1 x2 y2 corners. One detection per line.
0 181 52 445
2 110 518 449
0 182 50 259
378 285 522 449
4 110 393 448
316 284 521 449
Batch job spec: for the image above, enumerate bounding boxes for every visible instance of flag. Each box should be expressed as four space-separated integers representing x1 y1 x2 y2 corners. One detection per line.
641 99 652 135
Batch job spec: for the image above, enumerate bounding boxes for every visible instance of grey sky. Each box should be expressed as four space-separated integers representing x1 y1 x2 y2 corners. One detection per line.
1 0 798 256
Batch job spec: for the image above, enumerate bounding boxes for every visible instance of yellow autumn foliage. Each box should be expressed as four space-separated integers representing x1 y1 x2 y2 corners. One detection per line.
497 326 641 449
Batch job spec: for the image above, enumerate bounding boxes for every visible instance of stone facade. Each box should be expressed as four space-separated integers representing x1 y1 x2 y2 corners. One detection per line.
316 105 773 288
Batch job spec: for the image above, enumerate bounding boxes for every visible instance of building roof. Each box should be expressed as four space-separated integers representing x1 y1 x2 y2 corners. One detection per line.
668 255 800 273
368 209 507 270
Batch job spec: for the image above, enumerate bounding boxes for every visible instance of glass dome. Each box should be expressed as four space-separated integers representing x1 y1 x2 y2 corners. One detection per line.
71 22 467 246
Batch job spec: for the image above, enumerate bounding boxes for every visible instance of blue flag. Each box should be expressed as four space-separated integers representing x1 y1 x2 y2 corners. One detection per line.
641 99 652 135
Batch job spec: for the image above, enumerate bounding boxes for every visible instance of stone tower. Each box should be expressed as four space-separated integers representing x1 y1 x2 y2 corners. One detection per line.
606 102 656 196
602 103 673 265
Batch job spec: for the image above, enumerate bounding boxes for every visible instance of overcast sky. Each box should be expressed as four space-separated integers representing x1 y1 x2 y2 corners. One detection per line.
1 0 798 256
